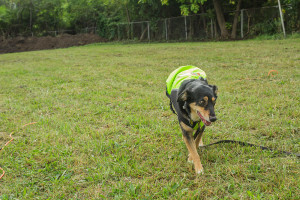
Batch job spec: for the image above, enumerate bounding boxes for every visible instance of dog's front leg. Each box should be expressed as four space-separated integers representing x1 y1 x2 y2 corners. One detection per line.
180 122 204 175
195 127 205 147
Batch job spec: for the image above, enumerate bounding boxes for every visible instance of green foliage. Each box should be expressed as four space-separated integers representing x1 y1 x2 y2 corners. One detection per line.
96 14 118 40
0 0 300 37
250 18 282 36
34 0 65 34
0 5 10 32
160 0 207 15
0 5 7 21
283 0 300 33
97 14 109 38
66 0 104 31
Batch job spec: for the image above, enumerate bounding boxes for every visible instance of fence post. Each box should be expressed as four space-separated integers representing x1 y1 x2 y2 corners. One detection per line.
117 24 120 40
147 22 150 41
211 18 213 38
214 20 217 38
131 23 133 39
184 16 188 40
277 0 286 38
165 19 168 41
241 9 244 38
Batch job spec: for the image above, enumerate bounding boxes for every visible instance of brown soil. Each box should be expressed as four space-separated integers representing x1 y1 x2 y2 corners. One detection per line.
0 34 107 54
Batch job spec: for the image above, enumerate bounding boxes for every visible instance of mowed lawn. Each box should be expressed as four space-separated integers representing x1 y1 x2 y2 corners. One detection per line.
0 38 299 199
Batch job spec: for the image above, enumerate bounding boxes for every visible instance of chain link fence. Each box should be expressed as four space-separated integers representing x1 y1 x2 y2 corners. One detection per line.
46 27 97 37
111 14 214 41
41 5 298 41
240 6 282 38
106 5 297 41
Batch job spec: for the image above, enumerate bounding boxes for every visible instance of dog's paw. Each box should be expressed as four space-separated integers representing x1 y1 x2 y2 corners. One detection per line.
187 154 193 163
196 168 204 175
195 164 204 175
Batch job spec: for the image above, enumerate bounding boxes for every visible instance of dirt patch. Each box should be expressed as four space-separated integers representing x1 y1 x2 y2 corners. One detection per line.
0 34 107 54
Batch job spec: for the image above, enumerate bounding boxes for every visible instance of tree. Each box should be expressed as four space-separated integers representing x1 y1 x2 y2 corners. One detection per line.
1 0 299 39
158 0 245 39
231 0 242 39
212 0 229 38
0 5 9 37
158 0 207 15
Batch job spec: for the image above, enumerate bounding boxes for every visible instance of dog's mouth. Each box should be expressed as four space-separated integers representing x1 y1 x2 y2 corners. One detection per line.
197 111 211 126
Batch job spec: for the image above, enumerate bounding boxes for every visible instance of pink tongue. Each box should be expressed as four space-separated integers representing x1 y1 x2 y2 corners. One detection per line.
205 121 211 126
197 111 211 126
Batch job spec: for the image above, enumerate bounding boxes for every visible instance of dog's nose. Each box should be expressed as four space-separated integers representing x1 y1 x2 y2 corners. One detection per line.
209 116 217 122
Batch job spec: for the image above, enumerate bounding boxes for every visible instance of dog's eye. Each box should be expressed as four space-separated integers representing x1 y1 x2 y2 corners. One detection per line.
199 100 205 106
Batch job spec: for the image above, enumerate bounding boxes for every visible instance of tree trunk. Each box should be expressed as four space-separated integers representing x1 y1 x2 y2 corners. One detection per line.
231 0 242 39
189 16 193 38
200 4 207 34
29 5 32 34
125 3 131 23
212 0 229 39
125 3 131 39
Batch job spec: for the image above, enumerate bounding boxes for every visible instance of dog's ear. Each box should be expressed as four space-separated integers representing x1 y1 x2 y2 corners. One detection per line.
199 77 208 84
211 85 218 96
177 79 195 102
177 89 189 102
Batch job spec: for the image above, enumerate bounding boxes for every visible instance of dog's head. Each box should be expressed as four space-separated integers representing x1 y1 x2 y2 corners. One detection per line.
177 79 218 126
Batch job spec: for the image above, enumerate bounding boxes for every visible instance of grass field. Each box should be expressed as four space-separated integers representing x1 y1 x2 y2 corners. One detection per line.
0 38 299 199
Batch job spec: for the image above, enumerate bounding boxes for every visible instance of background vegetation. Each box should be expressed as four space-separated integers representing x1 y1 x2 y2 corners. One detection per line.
0 0 299 39
0 38 299 199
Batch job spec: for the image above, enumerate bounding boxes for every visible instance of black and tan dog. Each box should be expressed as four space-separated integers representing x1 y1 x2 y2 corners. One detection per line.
166 66 218 175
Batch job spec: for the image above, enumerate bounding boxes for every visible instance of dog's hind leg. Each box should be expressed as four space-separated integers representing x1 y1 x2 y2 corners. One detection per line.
180 122 204 175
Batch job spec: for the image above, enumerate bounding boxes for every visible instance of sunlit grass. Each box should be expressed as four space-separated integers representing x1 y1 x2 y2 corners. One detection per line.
0 38 299 199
